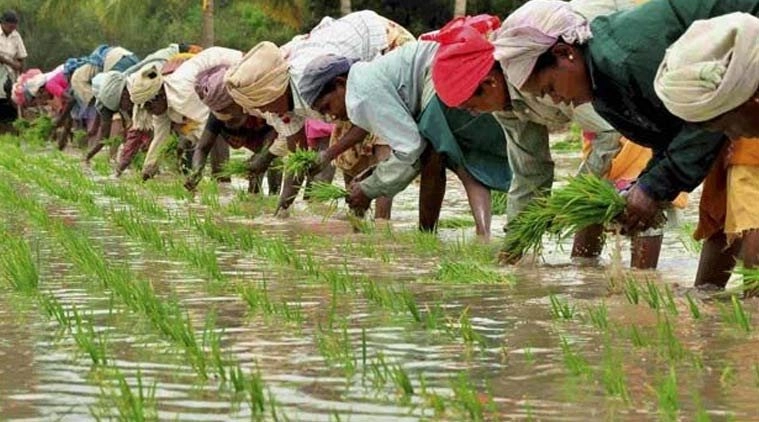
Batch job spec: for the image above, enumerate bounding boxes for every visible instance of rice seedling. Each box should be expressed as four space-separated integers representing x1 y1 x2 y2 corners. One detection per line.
627 325 648 348
553 123 583 151
642 280 663 311
585 303 609 330
656 316 685 362
449 372 491 421
692 391 711 422
239 283 304 325
559 336 591 378
306 181 348 204
390 363 414 405
623 277 641 305
219 157 251 177
655 366 679 422
38 294 71 330
719 296 752 333
437 216 476 229
73 129 88 148
246 366 267 418
664 284 679 315
549 294 576 320
720 364 736 388
436 259 514 284
503 174 626 257
279 148 318 177
315 321 357 376
72 309 109 366
16 115 55 143
600 339 630 403
93 368 158 422
0 233 39 294
455 307 486 349
492 191 508 216
677 222 702 254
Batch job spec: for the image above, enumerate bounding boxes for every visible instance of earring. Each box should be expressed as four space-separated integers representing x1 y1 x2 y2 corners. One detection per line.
754 97 759 103
569 54 575 61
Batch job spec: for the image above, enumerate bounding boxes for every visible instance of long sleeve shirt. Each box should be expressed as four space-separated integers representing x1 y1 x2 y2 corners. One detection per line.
586 0 759 201
346 41 439 198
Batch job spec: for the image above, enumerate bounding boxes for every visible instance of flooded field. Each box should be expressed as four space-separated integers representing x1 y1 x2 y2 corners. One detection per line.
1 139 758 421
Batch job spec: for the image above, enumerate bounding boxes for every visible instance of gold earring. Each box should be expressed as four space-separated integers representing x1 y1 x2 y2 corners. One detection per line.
569 54 574 61
754 97 759 103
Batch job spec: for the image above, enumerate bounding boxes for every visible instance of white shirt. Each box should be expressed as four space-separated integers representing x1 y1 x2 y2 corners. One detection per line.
0 29 27 62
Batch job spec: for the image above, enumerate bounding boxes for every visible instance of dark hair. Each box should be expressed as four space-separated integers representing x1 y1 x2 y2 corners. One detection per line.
315 72 349 103
1 10 18 24
532 43 560 74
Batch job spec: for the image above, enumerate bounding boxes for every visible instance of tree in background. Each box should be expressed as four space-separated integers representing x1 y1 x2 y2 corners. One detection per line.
340 0 352 15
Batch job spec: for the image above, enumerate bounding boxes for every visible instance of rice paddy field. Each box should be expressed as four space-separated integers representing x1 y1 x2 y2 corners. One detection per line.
1 133 758 421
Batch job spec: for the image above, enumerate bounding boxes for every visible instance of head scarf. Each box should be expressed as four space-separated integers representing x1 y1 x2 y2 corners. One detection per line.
421 14 501 41
195 64 234 112
224 41 290 111
492 0 592 89
298 55 357 107
12 69 43 107
654 13 759 122
128 63 164 105
432 24 497 107
94 71 127 111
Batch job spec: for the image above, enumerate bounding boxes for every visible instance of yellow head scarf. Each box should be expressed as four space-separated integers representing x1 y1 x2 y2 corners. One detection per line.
224 41 290 112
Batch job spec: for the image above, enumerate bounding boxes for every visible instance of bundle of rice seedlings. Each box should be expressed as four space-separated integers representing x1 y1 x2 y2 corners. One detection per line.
307 181 348 203
219 157 251 177
503 174 626 256
279 149 318 177
101 136 123 147
29 115 55 140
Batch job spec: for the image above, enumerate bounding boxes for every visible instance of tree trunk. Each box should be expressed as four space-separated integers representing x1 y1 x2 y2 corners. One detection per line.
202 0 214 48
454 0 467 17
340 0 352 16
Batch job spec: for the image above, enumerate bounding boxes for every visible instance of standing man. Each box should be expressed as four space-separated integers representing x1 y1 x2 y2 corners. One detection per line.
0 10 26 126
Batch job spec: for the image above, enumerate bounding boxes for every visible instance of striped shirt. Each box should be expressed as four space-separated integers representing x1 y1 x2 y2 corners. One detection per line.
266 10 394 138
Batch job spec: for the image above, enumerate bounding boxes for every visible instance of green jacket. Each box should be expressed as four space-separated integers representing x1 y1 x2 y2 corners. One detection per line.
587 0 759 201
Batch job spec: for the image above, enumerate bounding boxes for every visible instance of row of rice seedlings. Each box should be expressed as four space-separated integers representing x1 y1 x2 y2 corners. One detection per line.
655 315 687 363
435 259 515 284
315 321 357 378
0 178 216 380
600 337 631 403
0 230 39 294
584 302 609 330
1 147 291 412
71 306 110 366
503 174 626 257
654 366 679 422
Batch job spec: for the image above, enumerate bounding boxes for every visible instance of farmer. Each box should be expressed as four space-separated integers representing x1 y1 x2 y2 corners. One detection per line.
186 63 282 195
429 11 673 268
654 13 759 290
85 44 182 163
55 45 140 149
488 0 759 257
127 47 239 180
224 10 414 216
296 41 512 237
0 10 26 125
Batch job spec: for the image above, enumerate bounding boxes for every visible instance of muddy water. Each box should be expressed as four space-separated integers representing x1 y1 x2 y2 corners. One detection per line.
1 145 758 422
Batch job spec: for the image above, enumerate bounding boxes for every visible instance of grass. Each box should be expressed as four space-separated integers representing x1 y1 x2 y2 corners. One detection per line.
685 293 701 320
437 216 476 229
552 123 583 151
585 303 609 330
279 148 318 177
14 115 55 143
503 174 626 256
